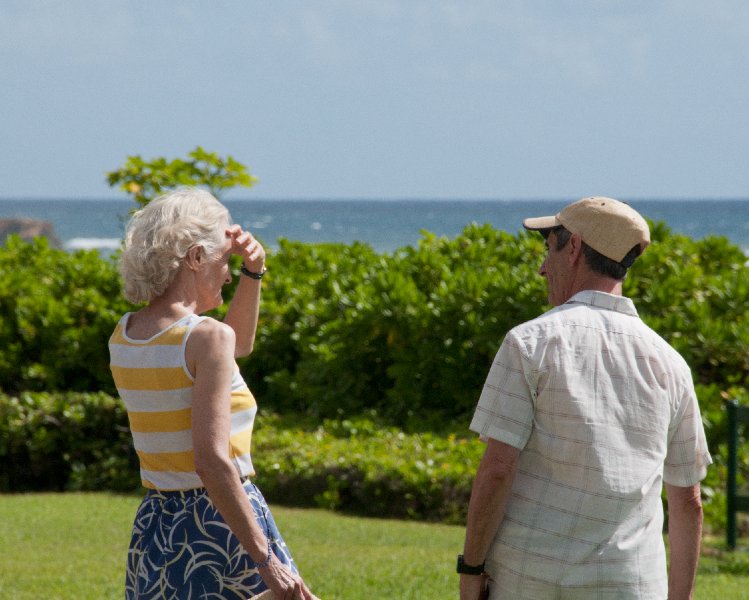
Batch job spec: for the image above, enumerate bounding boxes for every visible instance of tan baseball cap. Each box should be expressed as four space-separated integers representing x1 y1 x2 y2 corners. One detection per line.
523 196 651 262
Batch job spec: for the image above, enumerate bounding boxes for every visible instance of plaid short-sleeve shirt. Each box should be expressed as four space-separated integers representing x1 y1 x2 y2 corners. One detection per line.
470 291 711 599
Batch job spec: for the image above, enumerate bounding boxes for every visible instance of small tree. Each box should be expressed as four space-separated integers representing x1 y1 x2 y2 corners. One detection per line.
106 146 257 207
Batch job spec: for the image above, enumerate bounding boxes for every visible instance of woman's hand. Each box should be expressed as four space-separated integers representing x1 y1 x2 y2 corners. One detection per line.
259 554 320 600
226 225 265 274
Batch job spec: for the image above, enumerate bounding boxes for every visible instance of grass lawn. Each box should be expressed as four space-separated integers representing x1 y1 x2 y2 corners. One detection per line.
0 493 748 599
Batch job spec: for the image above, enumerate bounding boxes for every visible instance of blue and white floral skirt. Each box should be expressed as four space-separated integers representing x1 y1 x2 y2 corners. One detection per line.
125 479 298 599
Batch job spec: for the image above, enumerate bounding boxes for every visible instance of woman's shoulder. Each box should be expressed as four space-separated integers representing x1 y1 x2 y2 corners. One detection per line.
184 317 236 374
188 316 236 346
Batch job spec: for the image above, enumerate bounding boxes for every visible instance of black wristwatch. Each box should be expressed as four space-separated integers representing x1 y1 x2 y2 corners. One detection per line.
456 554 485 575
240 265 266 280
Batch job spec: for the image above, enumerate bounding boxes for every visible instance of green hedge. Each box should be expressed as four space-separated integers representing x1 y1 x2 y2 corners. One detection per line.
0 224 747 527
623 224 749 390
239 222 748 426
2 390 747 528
0 236 129 394
241 226 549 423
0 224 746 425
252 412 481 523
0 391 139 493
0 392 481 523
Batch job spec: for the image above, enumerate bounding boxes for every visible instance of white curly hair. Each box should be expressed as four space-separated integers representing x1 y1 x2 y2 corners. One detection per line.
119 187 230 303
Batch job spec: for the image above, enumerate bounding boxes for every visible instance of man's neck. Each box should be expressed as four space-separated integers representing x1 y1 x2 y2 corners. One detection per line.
568 271 623 300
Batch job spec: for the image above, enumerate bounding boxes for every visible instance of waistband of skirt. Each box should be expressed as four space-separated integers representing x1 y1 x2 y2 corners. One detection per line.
145 476 254 499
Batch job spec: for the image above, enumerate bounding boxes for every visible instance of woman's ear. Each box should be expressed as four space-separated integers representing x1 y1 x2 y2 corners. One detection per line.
185 245 204 271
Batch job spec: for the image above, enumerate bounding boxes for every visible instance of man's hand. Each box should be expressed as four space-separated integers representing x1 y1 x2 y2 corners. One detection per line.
460 573 489 600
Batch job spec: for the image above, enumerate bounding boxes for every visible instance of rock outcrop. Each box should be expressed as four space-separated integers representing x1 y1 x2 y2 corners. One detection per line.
0 218 62 248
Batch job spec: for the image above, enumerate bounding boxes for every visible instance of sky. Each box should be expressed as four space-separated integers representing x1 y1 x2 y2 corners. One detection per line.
1 1 748 201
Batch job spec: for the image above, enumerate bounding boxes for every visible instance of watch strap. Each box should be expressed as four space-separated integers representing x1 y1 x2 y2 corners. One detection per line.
456 554 485 575
240 265 266 280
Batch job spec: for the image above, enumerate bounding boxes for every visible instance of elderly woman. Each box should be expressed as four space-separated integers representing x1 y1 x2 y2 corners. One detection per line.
109 187 317 600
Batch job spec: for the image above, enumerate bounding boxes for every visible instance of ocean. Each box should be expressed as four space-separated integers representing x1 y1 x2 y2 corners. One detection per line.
0 198 748 255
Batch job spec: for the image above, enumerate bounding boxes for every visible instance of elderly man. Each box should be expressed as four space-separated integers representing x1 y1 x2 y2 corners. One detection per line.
459 197 712 599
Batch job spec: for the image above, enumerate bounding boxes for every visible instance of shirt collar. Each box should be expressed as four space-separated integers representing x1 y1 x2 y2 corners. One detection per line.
563 290 639 317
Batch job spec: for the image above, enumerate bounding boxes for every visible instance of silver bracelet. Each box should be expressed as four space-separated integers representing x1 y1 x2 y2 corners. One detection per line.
254 536 273 569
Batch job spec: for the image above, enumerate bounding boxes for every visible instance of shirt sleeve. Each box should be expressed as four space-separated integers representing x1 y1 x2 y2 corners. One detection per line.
663 380 713 486
469 330 536 450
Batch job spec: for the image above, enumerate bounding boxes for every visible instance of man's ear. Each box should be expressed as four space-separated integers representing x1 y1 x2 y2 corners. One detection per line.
568 233 584 265
185 245 203 271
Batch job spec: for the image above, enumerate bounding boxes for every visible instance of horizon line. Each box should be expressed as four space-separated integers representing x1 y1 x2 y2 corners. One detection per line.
1 195 748 203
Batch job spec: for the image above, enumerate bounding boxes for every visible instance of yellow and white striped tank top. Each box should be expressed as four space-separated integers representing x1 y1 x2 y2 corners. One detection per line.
109 312 257 490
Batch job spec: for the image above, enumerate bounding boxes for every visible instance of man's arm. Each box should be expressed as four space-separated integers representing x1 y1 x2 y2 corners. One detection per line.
666 482 703 600
460 438 520 600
